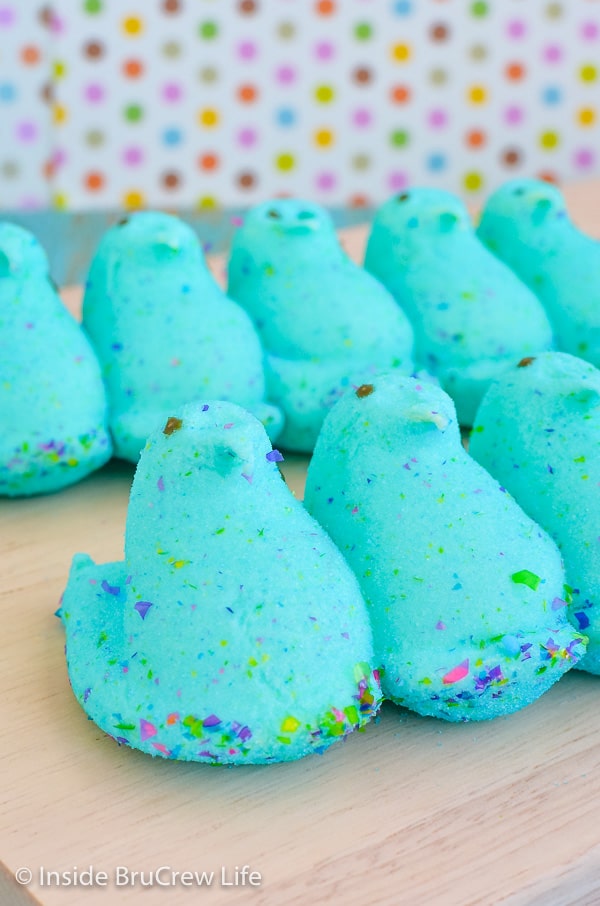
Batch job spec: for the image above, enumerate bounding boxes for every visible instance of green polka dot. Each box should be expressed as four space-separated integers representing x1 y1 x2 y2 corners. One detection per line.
124 104 143 123
354 22 373 40
315 84 335 103
580 64 597 82
390 129 410 148
83 0 102 12
199 20 218 39
471 1 488 16
276 153 295 171
464 171 484 191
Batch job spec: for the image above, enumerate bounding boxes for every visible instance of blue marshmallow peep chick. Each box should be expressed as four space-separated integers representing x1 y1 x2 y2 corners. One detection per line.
364 188 554 425
0 222 111 496
61 401 381 764
477 178 600 367
227 199 415 452
304 374 585 721
83 212 282 462
470 352 600 675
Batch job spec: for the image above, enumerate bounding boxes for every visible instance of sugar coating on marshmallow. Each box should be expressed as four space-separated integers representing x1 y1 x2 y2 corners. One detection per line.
83 212 282 462
61 400 381 764
304 372 584 721
364 188 554 425
471 351 600 675
0 222 111 496
227 199 415 452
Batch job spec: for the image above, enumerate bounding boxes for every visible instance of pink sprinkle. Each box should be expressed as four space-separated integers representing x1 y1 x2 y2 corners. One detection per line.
436 621 447 630
122 666 128 673
140 719 158 741
157 476 165 491
442 659 469 685
223 423 234 429
351 506 359 515
152 742 171 755
231 216 244 227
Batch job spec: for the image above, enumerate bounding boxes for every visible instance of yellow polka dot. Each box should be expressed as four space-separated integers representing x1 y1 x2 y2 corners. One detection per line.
198 108 219 128
52 59 67 79
52 103 67 124
123 190 145 209
276 153 295 171
314 128 334 147
578 107 596 126
391 43 411 62
580 64 597 82
468 85 487 104
196 196 218 210
123 16 143 36
52 193 68 209
540 130 559 149
314 85 334 103
464 172 483 192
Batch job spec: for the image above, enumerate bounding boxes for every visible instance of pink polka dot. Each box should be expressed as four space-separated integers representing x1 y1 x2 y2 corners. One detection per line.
581 21 598 40
388 171 409 191
16 121 37 142
85 83 104 102
276 65 296 84
543 44 562 63
52 148 67 168
428 108 447 128
238 41 257 60
504 105 524 125
507 19 526 39
314 41 334 60
123 146 143 166
574 148 595 169
163 83 182 102
316 171 336 191
353 108 372 127
238 127 257 147
20 196 44 209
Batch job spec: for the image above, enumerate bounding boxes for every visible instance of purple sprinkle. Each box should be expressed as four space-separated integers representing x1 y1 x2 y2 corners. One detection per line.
574 611 590 630
83 688 91 702
134 601 153 620
111 342 123 351
241 472 253 483
238 726 252 741
551 596 567 610
547 464 554 474
266 449 284 462
101 580 120 596
489 665 503 680
157 476 165 491
202 404 209 411
203 714 222 728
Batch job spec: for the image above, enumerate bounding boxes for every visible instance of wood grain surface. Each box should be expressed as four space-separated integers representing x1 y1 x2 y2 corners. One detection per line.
2 185 600 906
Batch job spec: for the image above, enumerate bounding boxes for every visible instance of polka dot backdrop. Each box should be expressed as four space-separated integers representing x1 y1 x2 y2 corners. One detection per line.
1 0 599 210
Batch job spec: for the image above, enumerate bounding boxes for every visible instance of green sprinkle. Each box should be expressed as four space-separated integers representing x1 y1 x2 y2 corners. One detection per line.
511 569 541 591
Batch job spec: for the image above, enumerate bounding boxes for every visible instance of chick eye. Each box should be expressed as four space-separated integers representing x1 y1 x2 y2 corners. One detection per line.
266 209 281 220
117 217 130 226
397 193 410 203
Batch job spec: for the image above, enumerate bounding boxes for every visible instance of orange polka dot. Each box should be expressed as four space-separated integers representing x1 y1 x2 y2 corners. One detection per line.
123 59 144 78
199 153 219 171
238 84 257 103
85 171 104 191
315 0 335 14
505 62 525 81
391 84 411 104
538 171 559 185
466 129 486 148
43 160 55 179
349 194 370 208
21 45 41 65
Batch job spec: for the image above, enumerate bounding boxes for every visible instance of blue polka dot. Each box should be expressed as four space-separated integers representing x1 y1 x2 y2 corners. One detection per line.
162 126 183 146
427 152 447 172
276 107 296 127
392 0 413 14
542 85 562 105
0 82 16 102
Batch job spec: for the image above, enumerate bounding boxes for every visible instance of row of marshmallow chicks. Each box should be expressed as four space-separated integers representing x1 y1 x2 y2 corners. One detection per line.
1 178 598 497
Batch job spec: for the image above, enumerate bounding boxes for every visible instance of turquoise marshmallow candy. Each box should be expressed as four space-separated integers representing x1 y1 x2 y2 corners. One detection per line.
470 351 600 675
364 188 554 425
60 401 381 764
304 373 585 721
0 222 111 496
227 199 415 453
83 212 282 462
477 178 600 368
